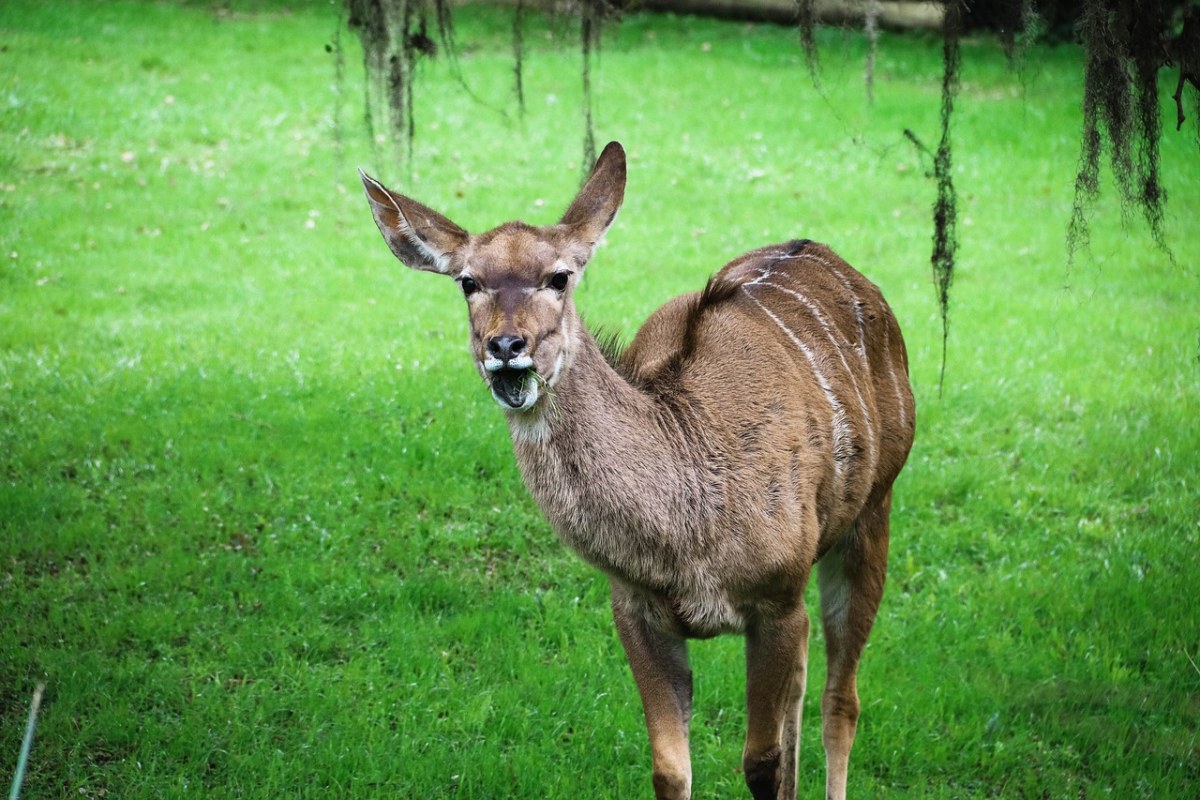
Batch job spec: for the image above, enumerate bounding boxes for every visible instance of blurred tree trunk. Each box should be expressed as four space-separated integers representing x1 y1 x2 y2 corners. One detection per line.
625 0 944 30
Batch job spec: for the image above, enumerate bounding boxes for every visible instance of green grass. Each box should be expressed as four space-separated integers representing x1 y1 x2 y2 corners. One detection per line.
2 1 1198 797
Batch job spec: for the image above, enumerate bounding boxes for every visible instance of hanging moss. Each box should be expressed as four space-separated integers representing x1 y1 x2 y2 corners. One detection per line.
581 1 598 172
580 0 619 177
931 1 962 396
1131 0 1168 249
347 0 456 167
341 0 1199 389
864 0 880 105
513 0 527 114
796 0 819 80
989 0 1041 64
1166 5 1200 138
899 4 961 395
329 5 349 170
347 0 388 163
1067 0 1182 260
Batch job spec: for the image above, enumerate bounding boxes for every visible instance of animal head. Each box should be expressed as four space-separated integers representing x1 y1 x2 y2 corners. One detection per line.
360 142 626 411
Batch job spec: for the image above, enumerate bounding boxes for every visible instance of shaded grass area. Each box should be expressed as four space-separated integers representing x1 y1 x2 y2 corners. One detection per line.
2 1 1198 797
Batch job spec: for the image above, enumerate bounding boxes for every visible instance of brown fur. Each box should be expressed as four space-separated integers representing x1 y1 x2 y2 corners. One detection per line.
361 142 915 800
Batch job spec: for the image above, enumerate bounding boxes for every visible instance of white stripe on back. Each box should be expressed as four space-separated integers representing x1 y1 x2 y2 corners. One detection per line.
742 285 851 488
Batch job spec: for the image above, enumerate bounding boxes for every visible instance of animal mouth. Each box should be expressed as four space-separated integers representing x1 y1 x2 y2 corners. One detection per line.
489 367 537 410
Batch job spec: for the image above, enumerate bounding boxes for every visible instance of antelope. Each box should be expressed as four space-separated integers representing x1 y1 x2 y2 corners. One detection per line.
360 142 915 800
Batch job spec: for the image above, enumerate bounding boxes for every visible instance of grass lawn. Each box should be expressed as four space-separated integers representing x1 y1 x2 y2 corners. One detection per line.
2 0 1198 797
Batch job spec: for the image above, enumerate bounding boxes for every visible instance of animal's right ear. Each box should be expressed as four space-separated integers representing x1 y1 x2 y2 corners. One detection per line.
359 170 469 274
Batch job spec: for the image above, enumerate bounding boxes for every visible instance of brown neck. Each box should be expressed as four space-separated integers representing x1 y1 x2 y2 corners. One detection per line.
505 323 715 586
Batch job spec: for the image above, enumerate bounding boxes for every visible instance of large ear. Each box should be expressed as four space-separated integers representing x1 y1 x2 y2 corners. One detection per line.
558 141 626 251
359 169 469 274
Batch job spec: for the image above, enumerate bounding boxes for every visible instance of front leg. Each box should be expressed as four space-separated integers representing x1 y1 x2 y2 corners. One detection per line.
611 583 694 800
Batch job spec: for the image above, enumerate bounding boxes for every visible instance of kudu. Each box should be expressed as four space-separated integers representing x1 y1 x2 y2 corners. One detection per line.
360 142 915 800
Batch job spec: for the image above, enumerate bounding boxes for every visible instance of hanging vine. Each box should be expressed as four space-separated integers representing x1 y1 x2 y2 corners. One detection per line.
993 0 1041 67
1167 5 1200 138
347 0 456 167
1066 0 1194 260
513 0 527 114
796 0 819 80
931 1 962 397
342 0 1200 388
581 0 599 171
864 0 880 105
580 0 619 176
329 4 349 169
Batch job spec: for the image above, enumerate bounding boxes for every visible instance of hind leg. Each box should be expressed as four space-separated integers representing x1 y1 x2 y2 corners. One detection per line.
742 600 810 800
817 489 892 800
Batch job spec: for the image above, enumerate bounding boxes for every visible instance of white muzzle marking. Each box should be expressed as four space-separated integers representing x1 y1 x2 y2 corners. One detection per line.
483 354 534 373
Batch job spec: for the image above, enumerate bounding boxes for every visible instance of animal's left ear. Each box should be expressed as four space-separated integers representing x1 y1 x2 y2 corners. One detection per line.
559 141 626 255
359 169 469 275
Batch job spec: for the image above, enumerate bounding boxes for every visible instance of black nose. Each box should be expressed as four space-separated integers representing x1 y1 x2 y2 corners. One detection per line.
487 335 527 363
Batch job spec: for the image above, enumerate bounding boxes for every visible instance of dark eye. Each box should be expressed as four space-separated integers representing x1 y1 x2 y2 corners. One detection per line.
460 276 479 296
549 271 570 292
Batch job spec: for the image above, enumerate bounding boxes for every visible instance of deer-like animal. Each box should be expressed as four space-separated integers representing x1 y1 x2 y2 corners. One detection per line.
360 142 915 800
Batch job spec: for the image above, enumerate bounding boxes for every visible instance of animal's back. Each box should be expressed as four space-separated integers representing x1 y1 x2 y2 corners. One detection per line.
621 239 915 539
731 239 914 486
